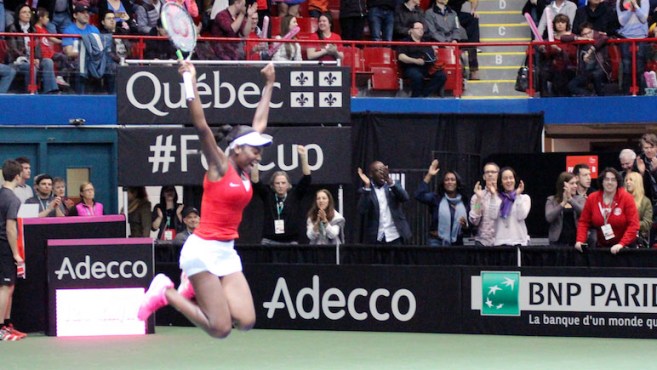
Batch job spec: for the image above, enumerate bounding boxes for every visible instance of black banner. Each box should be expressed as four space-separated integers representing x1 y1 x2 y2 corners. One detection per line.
116 66 351 125
118 127 352 186
245 263 657 338
246 264 461 333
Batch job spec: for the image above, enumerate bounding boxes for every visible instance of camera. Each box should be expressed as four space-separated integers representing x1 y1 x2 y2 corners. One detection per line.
69 118 86 126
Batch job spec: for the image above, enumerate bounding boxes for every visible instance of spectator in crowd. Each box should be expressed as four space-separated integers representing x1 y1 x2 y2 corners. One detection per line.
272 15 302 61
0 0 5 37
43 0 74 34
397 21 447 97
446 0 480 80
0 160 28 341
306 189 345 245
125 186 152 238
637 133 657 244
469 162 499 246
255 0 271 36
638 133 657 204
278 0 306 17
625 171 652 247
394 0 425 41
573 163 593 198
13 157 33 203
175 206 200 243
62 5 101 94
339 0 367 41
211 0 257 60
0 64 16 94
133 0 160 35
98 0 134 33
619 148 637 179
616 0 650 94
306 12 343 61
522 0 548 39
25 173 64 217
545 171 583 246
424 0 467 44
6 4 60 94
367 0 395 41
575 167 639 253
357 161 412 244
572 0 619 36
538 14 577 97
308 0 329 18
151 185 184 241
100 10 130 91
490 167 531 246
244 12 268 60
415 159 468 246
537 0 576 39
144 19 178 60
69 181 104 216
564 22 611 97
34 7 70 89
252 145 311 245
52 176 74 215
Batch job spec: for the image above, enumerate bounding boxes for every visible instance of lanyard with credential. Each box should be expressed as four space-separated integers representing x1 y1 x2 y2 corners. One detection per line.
597 200 615 225
275 195 286 220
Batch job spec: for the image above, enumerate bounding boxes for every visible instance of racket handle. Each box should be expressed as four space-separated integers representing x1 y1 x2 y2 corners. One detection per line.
182 71 195 101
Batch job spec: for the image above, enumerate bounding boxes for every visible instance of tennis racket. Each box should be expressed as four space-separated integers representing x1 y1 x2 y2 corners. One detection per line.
160 2 197 101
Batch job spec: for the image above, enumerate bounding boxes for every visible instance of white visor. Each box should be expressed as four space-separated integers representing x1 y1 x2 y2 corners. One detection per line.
229 131 273 150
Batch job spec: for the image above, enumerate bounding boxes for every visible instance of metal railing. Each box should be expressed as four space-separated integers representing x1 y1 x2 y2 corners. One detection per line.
1 31 655 97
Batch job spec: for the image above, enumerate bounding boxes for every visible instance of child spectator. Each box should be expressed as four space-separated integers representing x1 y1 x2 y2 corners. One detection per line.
34 7 70 88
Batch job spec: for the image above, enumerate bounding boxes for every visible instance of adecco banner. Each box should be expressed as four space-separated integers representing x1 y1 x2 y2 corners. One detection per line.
116 66 351 125
118 127 351 186
245 264 657 338
46 238 154 336
245 264 462 333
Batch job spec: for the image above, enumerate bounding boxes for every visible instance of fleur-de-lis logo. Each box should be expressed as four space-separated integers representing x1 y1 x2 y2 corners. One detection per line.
323 72 337 86
296 94 309 106
295 73 309 85
323 93 337 106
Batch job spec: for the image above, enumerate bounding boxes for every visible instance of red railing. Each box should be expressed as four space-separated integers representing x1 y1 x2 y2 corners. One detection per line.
0 31 654 97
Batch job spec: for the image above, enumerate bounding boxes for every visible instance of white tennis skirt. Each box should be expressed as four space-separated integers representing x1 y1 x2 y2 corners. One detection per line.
179 234 243 277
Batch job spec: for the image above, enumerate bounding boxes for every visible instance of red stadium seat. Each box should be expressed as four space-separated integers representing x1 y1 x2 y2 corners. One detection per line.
608 43 621 83
369 65 400 91
271 16 282 36
363 47 395 66
297 17 318 33
342 46 364 72
435 47 459 93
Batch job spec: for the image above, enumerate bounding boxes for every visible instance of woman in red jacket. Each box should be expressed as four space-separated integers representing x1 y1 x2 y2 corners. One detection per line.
575 167 639 254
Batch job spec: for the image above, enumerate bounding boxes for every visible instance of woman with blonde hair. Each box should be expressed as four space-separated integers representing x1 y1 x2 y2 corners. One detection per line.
68 182 104 216
625 171 653 246
306 189 345 245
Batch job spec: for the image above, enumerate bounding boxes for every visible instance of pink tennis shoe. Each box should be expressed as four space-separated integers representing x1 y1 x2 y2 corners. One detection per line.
178 272 195 300
137 274 174 321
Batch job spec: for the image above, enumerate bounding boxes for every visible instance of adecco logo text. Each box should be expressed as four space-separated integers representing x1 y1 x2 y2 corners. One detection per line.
54 256 148 280
263 275 416 322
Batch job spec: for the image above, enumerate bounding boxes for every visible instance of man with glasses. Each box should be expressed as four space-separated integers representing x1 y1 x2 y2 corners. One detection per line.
469 162 499 246
398 21 447 97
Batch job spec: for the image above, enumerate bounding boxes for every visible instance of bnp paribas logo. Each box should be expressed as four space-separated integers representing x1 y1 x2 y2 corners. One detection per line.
481 271 520 316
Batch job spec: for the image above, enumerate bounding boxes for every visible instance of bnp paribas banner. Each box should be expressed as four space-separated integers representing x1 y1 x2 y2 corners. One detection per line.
116 66 351 125
465 268 657 338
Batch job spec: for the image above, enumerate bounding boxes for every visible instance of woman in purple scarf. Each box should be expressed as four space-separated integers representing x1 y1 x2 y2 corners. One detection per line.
491 167 531 246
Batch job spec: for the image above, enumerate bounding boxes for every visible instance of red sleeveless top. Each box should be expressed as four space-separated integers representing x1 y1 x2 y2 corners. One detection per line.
194 165 252 241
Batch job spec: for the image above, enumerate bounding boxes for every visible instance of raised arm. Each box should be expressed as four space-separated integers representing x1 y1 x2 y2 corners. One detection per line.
252 63 276 133
180 61 227 180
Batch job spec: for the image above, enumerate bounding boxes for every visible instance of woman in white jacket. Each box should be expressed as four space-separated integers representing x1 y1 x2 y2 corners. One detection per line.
490 167 532 246
306 189 345 245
